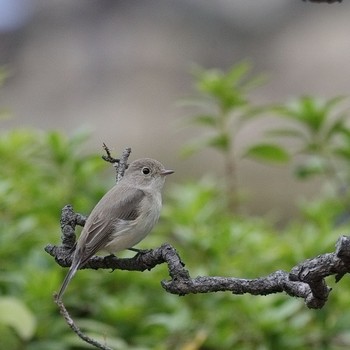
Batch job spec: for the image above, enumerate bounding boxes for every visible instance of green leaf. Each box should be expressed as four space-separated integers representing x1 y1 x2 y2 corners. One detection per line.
324 114 348 141
299 96 325 132
244 143 290 163
191 114 217 127
46 131 68 164
207 134 231 151
294 158 328 179
226 61 251 85
275 96 348 136
0 297 36 340
191 61 264 114
195 68 223 95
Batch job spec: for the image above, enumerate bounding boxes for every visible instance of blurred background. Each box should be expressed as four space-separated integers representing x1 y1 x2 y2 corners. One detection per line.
2 1 350 349
1 0 350 218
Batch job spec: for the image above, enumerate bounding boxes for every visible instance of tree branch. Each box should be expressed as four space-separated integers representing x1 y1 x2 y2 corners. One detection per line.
46 209 350 311
54 294 113 350
46 145 350 349
101 143 131 184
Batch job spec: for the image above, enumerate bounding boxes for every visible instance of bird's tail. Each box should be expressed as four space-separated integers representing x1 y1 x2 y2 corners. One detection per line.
57 262 79 300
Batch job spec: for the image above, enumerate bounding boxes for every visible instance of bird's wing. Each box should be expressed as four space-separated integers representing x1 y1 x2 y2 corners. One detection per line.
76 188 146 267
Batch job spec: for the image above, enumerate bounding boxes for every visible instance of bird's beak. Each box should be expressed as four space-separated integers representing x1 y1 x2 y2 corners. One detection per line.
161 169 174 176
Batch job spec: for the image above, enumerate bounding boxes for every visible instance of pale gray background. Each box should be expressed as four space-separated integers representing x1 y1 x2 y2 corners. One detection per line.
1 0 349 220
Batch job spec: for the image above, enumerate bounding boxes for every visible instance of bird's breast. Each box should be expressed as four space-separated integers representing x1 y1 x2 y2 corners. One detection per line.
104 191 162 253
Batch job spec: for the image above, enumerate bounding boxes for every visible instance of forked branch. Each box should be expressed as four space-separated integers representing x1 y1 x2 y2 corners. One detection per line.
45 146 350 349
46 211 350 310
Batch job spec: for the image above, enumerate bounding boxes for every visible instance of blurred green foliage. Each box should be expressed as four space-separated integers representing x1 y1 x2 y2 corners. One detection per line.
181 61 288 210
2 62 350 350
267 95 350 223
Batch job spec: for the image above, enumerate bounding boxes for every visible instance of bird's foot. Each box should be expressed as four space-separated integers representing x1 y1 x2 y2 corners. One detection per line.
128 247 152 256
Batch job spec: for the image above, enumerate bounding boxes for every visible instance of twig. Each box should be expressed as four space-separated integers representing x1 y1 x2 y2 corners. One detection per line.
54 294 113 350
101 143 119 164
116 147 131 183
101 144 131 184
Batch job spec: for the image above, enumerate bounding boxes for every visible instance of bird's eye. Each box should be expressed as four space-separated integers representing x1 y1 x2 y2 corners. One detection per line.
142 167 150 175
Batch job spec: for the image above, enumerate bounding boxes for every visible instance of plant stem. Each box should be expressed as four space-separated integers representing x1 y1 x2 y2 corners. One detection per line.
218 109 238 212
224 151 238 212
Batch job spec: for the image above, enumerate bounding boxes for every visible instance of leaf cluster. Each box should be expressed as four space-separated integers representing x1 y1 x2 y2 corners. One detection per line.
182 61 269 157
183 62 350 218
270 96 350 180
0 129 107 349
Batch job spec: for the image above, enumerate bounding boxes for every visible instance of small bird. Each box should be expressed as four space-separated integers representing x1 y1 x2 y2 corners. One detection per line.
57 158 174 299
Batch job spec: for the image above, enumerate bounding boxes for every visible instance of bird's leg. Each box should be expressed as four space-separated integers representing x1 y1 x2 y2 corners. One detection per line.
128 247 152 256
105 254 117 260
103 254 117 272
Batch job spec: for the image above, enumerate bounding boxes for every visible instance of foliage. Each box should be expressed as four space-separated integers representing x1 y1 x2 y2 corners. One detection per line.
182 61 289 210
270 96 350 183
264 96 350 222
1 127 350 350
182 61 267 157
184 62 350 223
0 129 107 350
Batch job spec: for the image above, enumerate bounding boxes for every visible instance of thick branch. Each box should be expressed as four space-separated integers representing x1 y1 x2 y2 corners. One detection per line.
46 204 350 309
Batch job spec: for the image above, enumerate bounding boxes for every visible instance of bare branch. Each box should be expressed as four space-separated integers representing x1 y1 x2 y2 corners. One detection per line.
101 144 131 184
46 202 350 310
101 143 119 164
116 147 131 183
54 294 113 350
